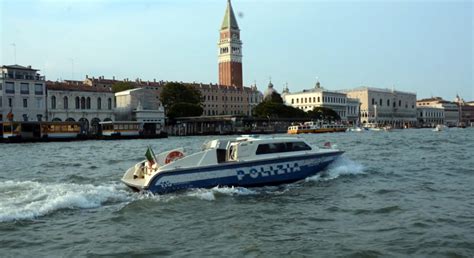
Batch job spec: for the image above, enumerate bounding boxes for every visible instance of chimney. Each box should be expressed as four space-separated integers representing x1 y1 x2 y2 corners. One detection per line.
86 75 89 79
113 76 115 81
153 78 156 83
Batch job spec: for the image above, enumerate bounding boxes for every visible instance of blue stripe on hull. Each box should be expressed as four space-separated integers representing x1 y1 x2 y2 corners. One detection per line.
147 152 343 194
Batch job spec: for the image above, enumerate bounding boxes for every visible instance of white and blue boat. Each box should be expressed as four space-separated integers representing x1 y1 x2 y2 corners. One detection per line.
121 135 344 194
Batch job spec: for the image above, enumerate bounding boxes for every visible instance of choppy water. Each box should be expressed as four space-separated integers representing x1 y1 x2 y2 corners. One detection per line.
1 128 473 257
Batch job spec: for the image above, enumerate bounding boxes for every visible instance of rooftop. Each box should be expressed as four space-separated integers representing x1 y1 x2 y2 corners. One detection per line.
344 86 416 95
46 81 113 93
1 64 39 71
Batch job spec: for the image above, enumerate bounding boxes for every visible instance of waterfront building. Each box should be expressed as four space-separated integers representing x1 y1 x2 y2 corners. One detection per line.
282 82 352 122
218 0 243 88
416 97 459 126
189 82 262 116
346 98 361 124
345 87 417 127
417 106 445 127
454 95 474 126
46 81 115 133
0 65 47 122
115 88 165 132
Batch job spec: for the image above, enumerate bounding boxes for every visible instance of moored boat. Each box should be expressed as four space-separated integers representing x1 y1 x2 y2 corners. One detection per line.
287 121 347 134
121 135 344 194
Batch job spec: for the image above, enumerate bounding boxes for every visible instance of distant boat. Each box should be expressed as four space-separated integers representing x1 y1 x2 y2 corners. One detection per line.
433 124 446 132
288 121 347 134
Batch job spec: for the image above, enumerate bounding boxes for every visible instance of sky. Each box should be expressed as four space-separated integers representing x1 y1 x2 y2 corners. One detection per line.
1 0 472 101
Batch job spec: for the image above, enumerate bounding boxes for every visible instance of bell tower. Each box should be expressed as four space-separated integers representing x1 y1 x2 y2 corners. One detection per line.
218 0 243 88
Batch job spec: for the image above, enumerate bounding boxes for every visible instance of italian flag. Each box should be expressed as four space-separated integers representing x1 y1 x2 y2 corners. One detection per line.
145 146 156 165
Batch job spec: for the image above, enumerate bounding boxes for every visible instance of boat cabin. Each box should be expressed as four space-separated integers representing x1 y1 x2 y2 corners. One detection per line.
200 136 314 164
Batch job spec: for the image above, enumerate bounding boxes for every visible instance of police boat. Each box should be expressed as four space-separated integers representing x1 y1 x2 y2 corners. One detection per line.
121 135 344 194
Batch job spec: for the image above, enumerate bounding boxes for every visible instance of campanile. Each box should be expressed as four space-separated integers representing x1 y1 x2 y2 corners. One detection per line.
218 0 243 88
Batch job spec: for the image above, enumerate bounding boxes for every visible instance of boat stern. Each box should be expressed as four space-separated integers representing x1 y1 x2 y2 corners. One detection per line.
121 163 148 192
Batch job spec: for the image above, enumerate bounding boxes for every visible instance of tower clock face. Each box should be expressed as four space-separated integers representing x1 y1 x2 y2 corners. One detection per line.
232 33 238 39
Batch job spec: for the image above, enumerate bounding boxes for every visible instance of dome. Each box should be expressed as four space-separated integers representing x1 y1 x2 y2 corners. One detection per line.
263 81 277 101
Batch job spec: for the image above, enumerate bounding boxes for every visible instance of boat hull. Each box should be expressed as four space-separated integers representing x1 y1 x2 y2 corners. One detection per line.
143 151 343 194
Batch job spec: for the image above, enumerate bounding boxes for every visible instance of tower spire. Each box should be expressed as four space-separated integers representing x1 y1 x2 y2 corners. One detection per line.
221 0 239 30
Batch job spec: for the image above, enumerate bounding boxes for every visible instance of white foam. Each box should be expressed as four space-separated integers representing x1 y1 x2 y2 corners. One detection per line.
0 180 132 222
184 186 257 201
306 156 365 182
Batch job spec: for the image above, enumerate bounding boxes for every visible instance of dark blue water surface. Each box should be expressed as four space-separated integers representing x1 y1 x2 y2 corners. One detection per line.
1 128 473 257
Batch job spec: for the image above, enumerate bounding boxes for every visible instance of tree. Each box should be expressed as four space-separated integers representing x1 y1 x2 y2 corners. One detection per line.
112 81 135 93
160 82 202 109
160 82 203 120
253 101 307 118
167 103 203 119
266 91 283 104
307 107 341 121
254 90 306 118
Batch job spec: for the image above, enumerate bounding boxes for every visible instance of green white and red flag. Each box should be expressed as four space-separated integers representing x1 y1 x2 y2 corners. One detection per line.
145 146 157 165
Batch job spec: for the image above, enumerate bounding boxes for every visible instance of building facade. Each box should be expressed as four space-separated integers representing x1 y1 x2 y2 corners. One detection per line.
46 82 115 132
218 0 243 88
192 82 262 116
417 106 444 127
345 87 417 127
282 82 354 122
115 88 165 127
0 65 47 122
455 95 474 126
416 97 459 126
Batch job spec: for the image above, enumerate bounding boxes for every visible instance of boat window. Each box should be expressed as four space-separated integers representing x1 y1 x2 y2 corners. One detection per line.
256 141 311 155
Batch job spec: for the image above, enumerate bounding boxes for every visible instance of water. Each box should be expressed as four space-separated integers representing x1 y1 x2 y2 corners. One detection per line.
1 129 473 257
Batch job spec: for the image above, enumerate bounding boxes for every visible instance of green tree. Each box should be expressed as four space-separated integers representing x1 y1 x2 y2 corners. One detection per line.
160 82 202 109
253 101 307 118
167 103 203 119
267 91 284 104
307 107 341 121
160 82 203 120
112 81 135 93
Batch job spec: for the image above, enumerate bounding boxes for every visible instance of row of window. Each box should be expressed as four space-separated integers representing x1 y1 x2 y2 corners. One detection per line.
419 111 444 118
0 97 43 109
371 98 415 109
50 96 113 110
256 142 312 155
291 96 346 105
2 82 44 95
202 95 260 103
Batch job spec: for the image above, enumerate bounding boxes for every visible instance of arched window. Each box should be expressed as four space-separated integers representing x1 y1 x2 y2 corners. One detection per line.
387 99 390 107
86 97 91 109
51 96 56 109
97 97 102 110
75 97 80 109
379 99 383 106
81 97 86 109
108 98 112 110
64 96 68 109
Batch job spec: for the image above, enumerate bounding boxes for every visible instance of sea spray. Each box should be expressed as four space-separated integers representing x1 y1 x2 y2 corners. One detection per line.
306 156 365 182
0 180 132 222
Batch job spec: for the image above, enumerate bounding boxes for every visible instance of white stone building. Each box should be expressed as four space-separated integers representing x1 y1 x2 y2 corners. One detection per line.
282 82 352 122
0 65 47 122
345 87 417 127
46 82 115 133
417 97 459 126
115 88 165 131
417 106 444 127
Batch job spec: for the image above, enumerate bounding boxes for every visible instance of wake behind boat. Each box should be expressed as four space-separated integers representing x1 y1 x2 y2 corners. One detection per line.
122 135 344 194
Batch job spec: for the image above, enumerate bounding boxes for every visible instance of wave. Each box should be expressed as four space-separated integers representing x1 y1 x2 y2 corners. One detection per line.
0 180 132 222
306 156 365 182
